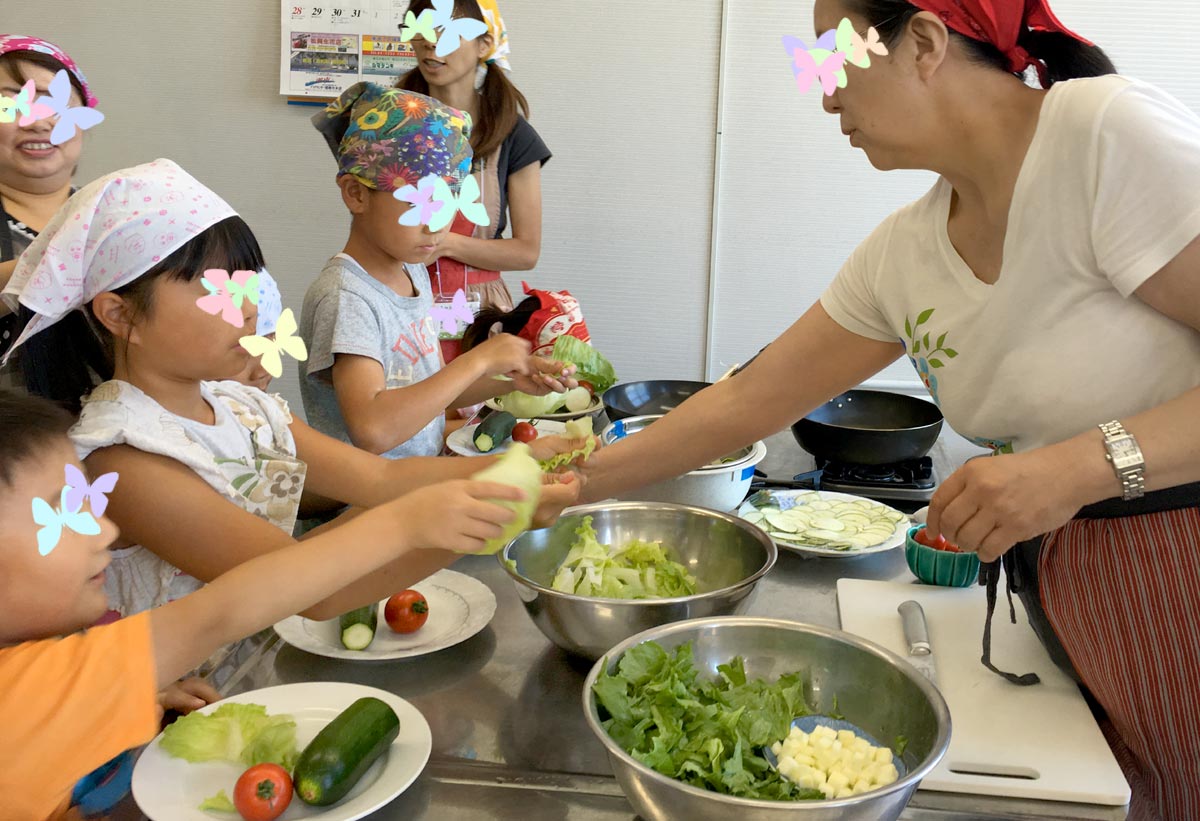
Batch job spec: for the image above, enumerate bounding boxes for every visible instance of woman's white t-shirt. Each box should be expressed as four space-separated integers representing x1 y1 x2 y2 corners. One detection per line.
821 75 1200 454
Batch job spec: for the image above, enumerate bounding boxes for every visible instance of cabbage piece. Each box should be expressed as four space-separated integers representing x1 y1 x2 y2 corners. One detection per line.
551 336 617 394
198 790 236 813
471 442 544 554
551 516 698 599
159 703 299 769
539 417 596 472
498 390 567 417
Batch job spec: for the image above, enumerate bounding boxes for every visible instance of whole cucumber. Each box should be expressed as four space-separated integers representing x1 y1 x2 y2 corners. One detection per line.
473 411 517 453
294 696 401 806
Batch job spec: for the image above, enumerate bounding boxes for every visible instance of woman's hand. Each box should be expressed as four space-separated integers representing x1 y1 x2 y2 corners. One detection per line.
509 357 578 395
925 447 1089 562
526 433 595 466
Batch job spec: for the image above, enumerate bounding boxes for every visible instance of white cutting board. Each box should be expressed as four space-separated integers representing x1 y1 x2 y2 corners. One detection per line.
838 578 1130 806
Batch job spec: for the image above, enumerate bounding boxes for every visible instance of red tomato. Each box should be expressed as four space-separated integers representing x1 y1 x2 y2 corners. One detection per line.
914 528 961 553
233 764 292 821
512 421 539 443
385 590 429 634
577 380 596 397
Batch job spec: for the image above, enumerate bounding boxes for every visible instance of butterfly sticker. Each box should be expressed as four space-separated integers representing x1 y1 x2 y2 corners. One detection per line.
196 269 260 328
64 464 119 518
401 9 439 43
783 34 848 96
429 176 489 232
240 308 308 379
430 289 475 334
836 18 889 69
429 0 489 58
32 487 101 557
395 175 446 227
34 70 105 146
0 80 55 127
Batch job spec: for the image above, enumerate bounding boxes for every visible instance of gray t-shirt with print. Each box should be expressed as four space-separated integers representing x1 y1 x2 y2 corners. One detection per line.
299 253 445 459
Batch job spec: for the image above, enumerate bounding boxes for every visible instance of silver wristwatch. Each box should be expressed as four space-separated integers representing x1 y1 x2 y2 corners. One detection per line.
1098 421 1145 501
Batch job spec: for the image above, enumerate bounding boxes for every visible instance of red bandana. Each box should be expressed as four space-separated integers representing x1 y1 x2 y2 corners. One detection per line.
907 0 1093 85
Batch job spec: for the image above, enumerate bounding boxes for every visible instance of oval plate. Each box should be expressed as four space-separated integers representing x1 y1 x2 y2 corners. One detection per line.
737 489 909 558
133 682 431 821
273 569 496 660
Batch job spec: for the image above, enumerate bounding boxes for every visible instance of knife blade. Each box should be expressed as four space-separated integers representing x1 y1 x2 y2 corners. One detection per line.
898 600 940 689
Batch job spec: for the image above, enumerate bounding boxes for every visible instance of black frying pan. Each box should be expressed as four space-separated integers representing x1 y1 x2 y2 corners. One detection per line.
603 380 713 422
791 389 943 465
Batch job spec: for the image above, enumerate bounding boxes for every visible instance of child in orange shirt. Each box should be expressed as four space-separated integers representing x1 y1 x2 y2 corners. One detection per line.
0 389 526 820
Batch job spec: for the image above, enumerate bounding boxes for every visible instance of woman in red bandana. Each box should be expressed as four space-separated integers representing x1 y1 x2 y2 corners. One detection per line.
579 2 1200 819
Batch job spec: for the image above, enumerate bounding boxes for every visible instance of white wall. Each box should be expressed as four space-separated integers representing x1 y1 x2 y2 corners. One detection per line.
7 1 1200 415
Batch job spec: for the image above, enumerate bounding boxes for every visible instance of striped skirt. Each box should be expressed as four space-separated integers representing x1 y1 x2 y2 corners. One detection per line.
1039 506 1200 821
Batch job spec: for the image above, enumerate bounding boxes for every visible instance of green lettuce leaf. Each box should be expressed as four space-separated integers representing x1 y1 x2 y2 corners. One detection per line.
538 417 596 472
159 703 298 769
550 516 698 600
470 442 543 554
198 790 236 813
550 336 617 394
594 641 823 802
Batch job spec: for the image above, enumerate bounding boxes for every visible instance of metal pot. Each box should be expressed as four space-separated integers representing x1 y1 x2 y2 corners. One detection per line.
792 390 943 466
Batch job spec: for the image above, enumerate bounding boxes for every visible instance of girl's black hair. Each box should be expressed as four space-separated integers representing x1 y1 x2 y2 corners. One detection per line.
17 216 266 414
459 294 540 353
0 388 74 487
846 0 1116 86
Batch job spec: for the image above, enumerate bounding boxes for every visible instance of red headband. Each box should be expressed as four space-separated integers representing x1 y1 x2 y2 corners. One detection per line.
907 0 1093 86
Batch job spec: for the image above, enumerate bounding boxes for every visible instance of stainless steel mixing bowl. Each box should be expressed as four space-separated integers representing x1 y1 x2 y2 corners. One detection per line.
582 617 952 821
499 502 777 660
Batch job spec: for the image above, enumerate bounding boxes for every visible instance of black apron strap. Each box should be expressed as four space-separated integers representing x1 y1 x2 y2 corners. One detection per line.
0 198 15 263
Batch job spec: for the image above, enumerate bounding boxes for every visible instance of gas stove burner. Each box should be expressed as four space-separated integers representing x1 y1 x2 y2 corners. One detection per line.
818 456 936 490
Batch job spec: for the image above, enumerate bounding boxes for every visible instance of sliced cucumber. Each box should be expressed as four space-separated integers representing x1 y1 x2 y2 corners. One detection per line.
744 491 908 551
339 605 377 651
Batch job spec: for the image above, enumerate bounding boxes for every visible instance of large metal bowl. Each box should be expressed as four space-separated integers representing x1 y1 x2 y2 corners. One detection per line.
499 503 777 660
583 617 951 821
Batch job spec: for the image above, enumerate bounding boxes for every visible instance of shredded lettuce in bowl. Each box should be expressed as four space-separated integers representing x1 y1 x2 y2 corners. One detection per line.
551 515 698 599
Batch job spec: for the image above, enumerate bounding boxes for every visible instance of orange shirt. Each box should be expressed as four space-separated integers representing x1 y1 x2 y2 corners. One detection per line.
0 613 160 821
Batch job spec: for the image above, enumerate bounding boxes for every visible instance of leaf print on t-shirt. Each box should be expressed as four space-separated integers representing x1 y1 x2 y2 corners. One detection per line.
903 308 958 407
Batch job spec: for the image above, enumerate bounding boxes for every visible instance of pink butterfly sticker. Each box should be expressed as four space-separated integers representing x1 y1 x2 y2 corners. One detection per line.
429 289 474 334
394 175 446 227
792 47 847 96
196 269 260 327
64 463 119 518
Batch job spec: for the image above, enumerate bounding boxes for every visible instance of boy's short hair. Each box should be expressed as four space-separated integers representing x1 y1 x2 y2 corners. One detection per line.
0 390 74 487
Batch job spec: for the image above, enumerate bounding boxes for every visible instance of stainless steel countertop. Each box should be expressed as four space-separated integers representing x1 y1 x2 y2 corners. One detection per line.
115 426 1128 821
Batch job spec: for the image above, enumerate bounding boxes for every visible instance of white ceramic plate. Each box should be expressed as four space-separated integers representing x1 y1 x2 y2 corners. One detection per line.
132 682 431 821
273 569 496 660
446 419 567 457
484 394 603 421
737 489 910 558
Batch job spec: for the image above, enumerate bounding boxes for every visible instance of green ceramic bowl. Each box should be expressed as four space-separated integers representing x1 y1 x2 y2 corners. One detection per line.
905 526 981 587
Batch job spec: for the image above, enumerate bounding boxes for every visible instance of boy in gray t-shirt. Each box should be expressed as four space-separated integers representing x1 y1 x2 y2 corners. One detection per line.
300 254 445 459
301 82 576 460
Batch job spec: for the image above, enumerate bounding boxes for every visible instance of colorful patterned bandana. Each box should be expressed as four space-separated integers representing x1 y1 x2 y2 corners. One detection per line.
311 82 474 193
477 0 512 71
0 34 98 107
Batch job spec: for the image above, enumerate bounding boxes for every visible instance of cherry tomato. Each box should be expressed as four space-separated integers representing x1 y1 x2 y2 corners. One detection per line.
511 421 539 443
385 590 429 634
577 380 596 397
233 763 292 821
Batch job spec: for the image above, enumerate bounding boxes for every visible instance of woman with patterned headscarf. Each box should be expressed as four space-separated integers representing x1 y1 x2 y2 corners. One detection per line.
0 35 99 367
397 0 550 325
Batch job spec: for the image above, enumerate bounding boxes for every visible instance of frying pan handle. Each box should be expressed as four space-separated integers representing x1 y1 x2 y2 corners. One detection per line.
728 345 770 379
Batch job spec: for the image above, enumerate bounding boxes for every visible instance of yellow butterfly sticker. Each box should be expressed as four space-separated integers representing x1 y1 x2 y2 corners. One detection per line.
239 308 308 378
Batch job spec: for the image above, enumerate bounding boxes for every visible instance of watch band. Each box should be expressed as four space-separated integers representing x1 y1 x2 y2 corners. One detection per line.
1099 421 1146 501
